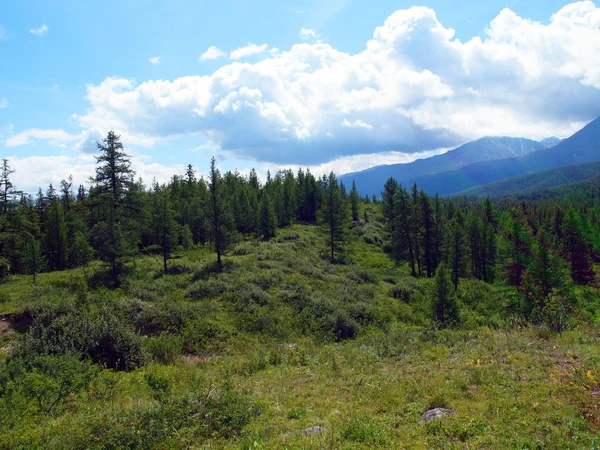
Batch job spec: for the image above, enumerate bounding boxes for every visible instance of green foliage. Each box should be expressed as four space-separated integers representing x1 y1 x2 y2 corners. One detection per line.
433 262 460 327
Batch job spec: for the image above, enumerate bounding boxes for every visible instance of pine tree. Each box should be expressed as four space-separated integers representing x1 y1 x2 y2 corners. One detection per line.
382 178 398 231
0 159 15 214
392 186 416 276
433 262 460 327
448 211 467 291
562 209 595 285
207 156 233 271
319 172 348 262
420 191 435 277
350 180 360 221
90 131 135 286
259 191 277 240
44 197 68 271
24 238 43 284
152 182 179 273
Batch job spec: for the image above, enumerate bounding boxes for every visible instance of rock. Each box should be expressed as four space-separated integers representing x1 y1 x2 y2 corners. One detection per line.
301 426 326 437
420 408 455 424
285 425 326 437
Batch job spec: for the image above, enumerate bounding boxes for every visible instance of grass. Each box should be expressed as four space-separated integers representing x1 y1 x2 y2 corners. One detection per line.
1 222 600 448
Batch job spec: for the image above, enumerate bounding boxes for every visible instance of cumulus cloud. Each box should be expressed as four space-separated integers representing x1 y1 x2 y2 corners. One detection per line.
29 24 48 36
200 46 227 61
149 56 161 65
9 1 600 167
230 43 269 59
0 98 7 109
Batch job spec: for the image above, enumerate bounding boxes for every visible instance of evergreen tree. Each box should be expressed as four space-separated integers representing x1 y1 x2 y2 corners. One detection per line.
350 180 360 221
24 238 43 284
433 262 459 327
259 191 277 240
0 159 15 214
207 156 233 271
392 186 416 276
382 178 398 231
44 197 68 271
319 172 348 262
562 209 595 285
90 131 135 286
447 211 466 291
152 182 178 273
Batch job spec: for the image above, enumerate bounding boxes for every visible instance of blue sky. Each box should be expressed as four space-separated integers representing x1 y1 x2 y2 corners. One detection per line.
1 0 599 192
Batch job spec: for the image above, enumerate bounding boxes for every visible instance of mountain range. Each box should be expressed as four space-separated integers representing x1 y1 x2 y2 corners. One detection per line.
340 116 600 197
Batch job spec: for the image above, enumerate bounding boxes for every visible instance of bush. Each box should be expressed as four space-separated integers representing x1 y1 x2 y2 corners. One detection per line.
144 334 183 363
16 307 144 371
0 355 96 418
181 318 236 354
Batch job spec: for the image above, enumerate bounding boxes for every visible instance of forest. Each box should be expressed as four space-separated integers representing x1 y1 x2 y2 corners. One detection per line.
0 131 599 448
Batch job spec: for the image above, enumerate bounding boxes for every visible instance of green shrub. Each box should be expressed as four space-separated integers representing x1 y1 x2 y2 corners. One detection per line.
181 318 236 354
16 307 144 371
144 334 183 363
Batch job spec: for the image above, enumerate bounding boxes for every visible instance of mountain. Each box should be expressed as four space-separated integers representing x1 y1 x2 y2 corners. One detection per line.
339 136 546 196
539 136 563 148
455 160 600 197
349 116 600 197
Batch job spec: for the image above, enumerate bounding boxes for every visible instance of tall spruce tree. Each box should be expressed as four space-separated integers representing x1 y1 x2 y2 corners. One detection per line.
207 156 233 271
90 131 135 286
259 191 277 240
319 172 348 262
350 180 360 221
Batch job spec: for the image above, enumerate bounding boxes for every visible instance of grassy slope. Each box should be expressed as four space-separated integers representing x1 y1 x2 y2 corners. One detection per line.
455 160 600 198
1 221 600 448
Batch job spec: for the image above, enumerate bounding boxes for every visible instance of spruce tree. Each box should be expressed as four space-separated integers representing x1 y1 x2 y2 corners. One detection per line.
433 262 460 327
259 191 277 240
152 182 178 273
207 156 233 271
90 131 135 286
319 172 348 262
350 180 360 221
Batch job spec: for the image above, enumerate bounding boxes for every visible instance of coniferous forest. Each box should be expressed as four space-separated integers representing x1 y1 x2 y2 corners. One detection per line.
1 132 600 448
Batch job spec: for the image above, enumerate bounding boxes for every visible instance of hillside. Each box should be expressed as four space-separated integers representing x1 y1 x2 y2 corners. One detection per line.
340 137 546 196
396 116 600 196
1 220 600 448
455 160 600 197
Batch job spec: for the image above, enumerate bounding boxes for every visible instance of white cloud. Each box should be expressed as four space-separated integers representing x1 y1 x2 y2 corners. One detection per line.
0 25 7 39
299 28 318 41
230 43 269 59
149 56 161 65
29 24 48 36
10 2 600 167
6 153 186 195
342 118 372 129
0 98 7 109
5 128 77 147
200 46 227 61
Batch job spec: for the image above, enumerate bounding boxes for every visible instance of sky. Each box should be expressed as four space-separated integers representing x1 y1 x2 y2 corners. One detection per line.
1 0 600 193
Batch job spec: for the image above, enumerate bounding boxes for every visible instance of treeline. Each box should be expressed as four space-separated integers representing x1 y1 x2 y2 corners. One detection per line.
381 177 598 328
0 132 361 285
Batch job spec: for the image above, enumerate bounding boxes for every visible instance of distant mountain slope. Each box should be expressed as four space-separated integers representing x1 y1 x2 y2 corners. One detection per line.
389 116 600 196
504 172 600 202
339 136 545 195
455 160 600 197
